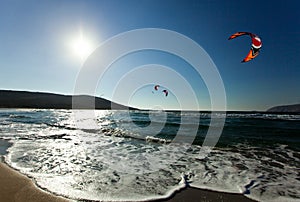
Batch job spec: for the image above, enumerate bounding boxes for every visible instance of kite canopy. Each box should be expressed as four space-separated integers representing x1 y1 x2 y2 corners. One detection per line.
153 85 168 97
228 32 262 63
162 89 168 97
154 85 160 91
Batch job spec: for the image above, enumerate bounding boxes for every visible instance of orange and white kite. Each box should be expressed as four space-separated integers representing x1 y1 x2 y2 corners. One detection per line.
228 32 262 63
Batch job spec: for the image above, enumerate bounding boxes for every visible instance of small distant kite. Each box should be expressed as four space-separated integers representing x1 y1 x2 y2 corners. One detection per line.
152 85 168 97
152 85 160 93
162 89 168 97
228 32 262 63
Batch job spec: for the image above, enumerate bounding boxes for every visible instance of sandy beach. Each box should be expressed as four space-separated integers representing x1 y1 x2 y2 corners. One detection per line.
0 161 256 202
159 187 256 202
0 162 69 202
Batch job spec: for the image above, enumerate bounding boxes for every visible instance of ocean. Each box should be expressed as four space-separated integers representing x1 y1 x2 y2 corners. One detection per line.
0 109 299 202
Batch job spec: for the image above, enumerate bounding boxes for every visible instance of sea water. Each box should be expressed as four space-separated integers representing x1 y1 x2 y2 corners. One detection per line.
0 109 299 201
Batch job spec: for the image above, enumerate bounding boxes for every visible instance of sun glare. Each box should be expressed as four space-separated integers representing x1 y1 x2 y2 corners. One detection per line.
70 31 94 62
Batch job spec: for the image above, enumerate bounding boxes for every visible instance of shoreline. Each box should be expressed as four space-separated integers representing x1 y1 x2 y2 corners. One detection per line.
0 162 70 202
0 161 256 202
157 186 256 202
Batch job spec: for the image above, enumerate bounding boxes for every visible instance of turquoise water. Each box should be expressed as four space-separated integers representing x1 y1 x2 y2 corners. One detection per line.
0 109 299 201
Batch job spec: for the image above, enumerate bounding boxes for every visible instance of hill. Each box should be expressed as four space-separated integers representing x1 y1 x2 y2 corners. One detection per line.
0 90 134 110
267 104 300 113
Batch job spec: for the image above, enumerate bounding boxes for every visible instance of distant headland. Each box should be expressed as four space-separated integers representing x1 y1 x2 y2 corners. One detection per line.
1 90 299 112
267 104 300 113
0 90 135 110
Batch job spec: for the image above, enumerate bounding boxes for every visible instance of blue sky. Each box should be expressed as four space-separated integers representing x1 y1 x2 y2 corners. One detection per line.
0 0 299 110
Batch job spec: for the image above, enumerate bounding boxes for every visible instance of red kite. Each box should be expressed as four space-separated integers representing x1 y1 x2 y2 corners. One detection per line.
228 32 262 63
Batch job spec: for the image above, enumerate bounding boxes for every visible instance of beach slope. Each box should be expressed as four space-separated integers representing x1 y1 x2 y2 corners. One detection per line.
0 163 69 202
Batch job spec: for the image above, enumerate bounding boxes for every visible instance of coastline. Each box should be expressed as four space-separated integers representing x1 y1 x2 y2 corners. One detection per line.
0 162 70 202
157 186 256 202
0 161 256 202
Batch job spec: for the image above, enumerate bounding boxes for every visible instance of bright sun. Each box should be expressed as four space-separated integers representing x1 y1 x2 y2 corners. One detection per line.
70 31 94 61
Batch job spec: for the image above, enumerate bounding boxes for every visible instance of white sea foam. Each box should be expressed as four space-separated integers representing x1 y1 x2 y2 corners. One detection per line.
226 113 300 120
1 109 299 202
6 137 300 201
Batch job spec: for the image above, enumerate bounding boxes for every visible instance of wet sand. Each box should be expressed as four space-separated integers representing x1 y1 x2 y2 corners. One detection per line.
0 162 256 202
158 186 256 202
0 162 69 202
